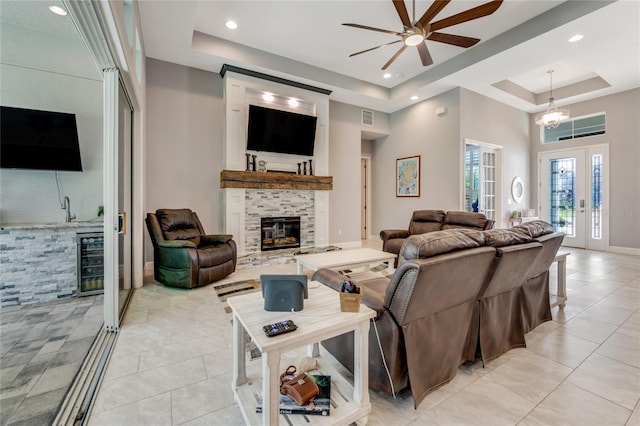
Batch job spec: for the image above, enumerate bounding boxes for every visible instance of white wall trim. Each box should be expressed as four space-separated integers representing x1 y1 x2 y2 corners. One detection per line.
608 246 640 256
144 261 154 276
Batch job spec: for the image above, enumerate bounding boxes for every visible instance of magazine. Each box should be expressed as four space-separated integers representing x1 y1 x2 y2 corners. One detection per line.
256 375 331 416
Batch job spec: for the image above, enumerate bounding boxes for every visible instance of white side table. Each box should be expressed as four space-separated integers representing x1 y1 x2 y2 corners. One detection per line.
228 283 376 425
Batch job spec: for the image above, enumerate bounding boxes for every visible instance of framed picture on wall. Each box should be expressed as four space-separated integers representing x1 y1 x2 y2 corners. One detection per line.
396 155 420 197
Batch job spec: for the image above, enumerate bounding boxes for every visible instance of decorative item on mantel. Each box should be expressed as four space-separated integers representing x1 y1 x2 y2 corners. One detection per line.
245 153 252 172
309 159 313 176
297 163 302 175
252 155 257 172
303 161 307 175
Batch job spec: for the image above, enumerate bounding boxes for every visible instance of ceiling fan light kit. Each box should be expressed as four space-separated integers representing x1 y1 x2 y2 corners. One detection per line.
404 31 425 46
343 0 503 70
535 70 570 129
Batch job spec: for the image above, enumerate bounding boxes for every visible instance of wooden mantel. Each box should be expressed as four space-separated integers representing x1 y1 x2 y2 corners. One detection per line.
220 170 333 190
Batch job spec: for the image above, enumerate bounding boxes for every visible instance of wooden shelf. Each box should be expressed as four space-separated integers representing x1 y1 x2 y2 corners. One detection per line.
220 170 332 190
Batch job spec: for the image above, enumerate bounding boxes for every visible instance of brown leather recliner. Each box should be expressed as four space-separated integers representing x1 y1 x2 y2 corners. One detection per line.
145 209 237 288
313 229 497 408
380 210 495 266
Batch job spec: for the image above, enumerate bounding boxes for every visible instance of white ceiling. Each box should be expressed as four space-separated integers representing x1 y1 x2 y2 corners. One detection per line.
139 0 640 114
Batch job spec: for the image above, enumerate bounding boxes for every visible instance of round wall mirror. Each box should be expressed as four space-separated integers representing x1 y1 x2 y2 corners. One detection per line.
511 177 524 204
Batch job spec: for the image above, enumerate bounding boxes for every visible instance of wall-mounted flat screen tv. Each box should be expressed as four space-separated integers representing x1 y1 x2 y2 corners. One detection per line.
246 104 317 156
1 106 83 171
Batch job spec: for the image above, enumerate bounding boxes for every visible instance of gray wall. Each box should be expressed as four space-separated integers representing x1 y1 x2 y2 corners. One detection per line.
371 89 461 234
460 88 532 225
328 101 388 243
530 88 640 250
144 59 225 260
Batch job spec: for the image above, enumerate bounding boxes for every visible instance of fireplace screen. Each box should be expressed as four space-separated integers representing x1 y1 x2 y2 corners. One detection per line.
261 216 301 251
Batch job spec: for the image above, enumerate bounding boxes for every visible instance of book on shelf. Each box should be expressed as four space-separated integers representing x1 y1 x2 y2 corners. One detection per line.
256 374 331 416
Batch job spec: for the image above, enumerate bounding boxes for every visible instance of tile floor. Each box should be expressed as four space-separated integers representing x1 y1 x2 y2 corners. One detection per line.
88 246 640 425
0 295 104 425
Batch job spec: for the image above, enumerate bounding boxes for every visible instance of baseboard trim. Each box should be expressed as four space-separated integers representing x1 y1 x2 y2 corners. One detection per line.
144 261 154 276
332 241 363 249
608 246 640 256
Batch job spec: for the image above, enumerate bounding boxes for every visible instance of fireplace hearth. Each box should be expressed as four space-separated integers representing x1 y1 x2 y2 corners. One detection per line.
261 216 301 251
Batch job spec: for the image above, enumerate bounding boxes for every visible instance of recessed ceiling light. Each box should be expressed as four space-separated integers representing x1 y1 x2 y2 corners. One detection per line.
568 34 583 43
225 20 238 30
49 5 67 16
288 98 299 107
262 93 274 102
383 73 392 79
410 95 419 101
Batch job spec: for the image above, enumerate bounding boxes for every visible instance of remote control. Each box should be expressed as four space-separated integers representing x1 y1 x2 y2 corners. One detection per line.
263 320 297 337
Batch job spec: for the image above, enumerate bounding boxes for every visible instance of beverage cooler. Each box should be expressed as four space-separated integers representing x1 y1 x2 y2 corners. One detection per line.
77 232 104 296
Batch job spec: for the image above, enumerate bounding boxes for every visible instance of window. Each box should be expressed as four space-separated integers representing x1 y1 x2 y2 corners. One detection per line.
542 112 606 143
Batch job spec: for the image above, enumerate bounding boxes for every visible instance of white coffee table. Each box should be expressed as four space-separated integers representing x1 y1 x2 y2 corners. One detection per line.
295 247 396 275
227 283 376 425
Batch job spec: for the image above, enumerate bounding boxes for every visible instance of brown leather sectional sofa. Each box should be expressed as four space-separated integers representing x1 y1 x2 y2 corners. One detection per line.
312 221 563 408
380 210 495 266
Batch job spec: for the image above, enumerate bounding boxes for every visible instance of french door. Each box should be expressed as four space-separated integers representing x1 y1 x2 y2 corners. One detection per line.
539 145 608 250
465 142 500 222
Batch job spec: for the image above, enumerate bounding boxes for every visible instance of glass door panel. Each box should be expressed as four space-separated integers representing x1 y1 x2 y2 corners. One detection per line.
539 146 608 250
117 83 133 317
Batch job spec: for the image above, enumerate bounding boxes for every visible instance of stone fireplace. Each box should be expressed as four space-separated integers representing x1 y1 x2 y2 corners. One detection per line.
261 216 300 251
244 190 315 252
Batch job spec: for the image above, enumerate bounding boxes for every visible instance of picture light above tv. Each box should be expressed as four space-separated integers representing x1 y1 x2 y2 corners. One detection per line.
246 104 317 157
1 106 83 172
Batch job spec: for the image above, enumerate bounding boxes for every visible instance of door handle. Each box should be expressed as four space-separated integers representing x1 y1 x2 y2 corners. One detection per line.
118 212 127 235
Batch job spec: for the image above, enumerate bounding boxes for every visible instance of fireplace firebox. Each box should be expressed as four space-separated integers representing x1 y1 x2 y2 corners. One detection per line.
261 216 301 251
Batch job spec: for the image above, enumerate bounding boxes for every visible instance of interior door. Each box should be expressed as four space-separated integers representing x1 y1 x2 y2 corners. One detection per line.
539 145 608 250
480 147 497 221
464 142 499 222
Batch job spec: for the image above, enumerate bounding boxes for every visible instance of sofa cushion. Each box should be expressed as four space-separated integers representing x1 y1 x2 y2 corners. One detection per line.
442 211 489 230
198 244 234 268
483 228 533 247
399 229 485 263
408 210 445 235
512 220 554 238
156 208 201 240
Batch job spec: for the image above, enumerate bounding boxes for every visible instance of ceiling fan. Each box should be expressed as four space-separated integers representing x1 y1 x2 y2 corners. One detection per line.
343 0 504 70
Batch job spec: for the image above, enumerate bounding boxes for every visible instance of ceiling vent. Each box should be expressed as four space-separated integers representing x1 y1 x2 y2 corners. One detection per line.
361 109 374 127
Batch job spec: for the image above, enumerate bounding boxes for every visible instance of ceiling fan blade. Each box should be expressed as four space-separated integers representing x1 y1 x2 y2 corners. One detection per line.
430 0 503 32
349 40 403 57
382 44 408 70
392 0 412 28
418 0 451 28
416 42 433 66
427 32 480 48
343 23 403 36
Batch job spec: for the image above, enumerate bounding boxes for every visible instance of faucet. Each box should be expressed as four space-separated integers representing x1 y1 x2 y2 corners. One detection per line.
62 196 76 223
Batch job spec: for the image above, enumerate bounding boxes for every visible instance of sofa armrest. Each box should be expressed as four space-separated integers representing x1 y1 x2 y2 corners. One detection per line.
201 234 234 245
156 241 198 271
311 268 346 292
380 229 410 242
312 269 387 318
157 240 197 249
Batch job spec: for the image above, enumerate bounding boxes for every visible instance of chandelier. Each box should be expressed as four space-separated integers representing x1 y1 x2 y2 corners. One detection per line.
535 70 570 129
